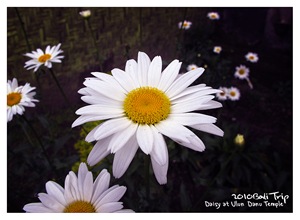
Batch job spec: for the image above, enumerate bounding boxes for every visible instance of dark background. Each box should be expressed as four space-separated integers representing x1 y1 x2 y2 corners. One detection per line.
7 7 292 212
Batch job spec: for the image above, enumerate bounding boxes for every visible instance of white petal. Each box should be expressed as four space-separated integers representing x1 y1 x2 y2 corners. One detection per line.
113 135 139 178
23 203 56 213
170 84 207 100
171 88 220 103
72 115 118 128
94 117 131 141
37 193 65 212
176 135 206 152
85 124 102 142
97 202 124 213
169 113 216 125
83 79 125 101
155 119 190 143
147 56 162 87
137 51 151 86
109 123 138 153
136 124 154 154
111 68 136 92
197 100 223 110
190 123 224 137
87 138 111 166
151 154 168 185
171 95 215 113
97 186 127 206
125 59 140 87
45 181 66 206
158 59 181 91
91 170 110 204
166 67 205 98
150 125 168 166
75 104 124 115
64 172 81 203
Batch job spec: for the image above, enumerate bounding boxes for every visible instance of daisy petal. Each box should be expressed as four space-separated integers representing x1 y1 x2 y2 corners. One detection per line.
151 154 168 184
136 124 154 154
166 67 205 98
113 135 139 178
147 56 162 87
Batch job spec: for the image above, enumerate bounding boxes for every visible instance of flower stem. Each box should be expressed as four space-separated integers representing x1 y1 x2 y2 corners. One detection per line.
246 77 254 89
14 7 31 52
86 19 102 71
48 68 72 107
20 115 58 177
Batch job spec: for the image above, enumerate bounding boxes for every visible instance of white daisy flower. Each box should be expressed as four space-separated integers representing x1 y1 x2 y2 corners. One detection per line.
234 65 250 79
245 52 259 63
178 20 192 29
72 52 223 184
227 87 241 101
207 12 220 20
23 163 133 213
7 78 39 122
213 46 222 54
79 10 91 18
24 43 64 72
216 87 228 101
187 64 199 71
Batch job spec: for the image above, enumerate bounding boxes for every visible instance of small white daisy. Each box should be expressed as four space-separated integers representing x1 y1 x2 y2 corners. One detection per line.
23 163 133 213
178 20 192 29
234 65 250 79
207 12 220 20
187 64 199 71
227 87 241 101
7 78 39 122
213 46 222 54
245 52 259 63
72 52 223 184
79 10 91 18
24 43 64 72
216 87 228 101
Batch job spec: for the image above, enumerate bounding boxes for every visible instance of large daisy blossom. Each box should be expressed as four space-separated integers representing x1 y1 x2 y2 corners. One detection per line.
24 43 64 72
23 163 133 213
7 78 39 122
72 52 223 184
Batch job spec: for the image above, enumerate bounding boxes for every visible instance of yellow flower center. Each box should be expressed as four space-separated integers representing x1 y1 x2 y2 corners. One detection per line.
238 69 245 75
230 91 236 97
210 14 217 19
7 92 22 107
63 201 96 213
123 87 171 125
183 22 188 27
249 55 255 60
38 54 51 63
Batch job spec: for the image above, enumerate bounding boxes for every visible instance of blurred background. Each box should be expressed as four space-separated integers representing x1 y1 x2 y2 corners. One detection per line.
7 7 292 212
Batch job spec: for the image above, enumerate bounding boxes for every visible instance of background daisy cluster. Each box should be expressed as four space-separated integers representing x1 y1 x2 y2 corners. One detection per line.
7 7 292 212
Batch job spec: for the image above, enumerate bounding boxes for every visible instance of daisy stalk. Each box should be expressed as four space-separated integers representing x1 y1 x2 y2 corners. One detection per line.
14 8 31 51
72 51 223 184
19 114 57 176
82 14 102 71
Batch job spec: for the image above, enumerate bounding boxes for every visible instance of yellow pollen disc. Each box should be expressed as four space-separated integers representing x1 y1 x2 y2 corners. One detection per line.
238 69 245 75
249 56 254 60
63 201 96 213
123 87 171 125
38 54 51 63
230 91 236 97
7 92 22 107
